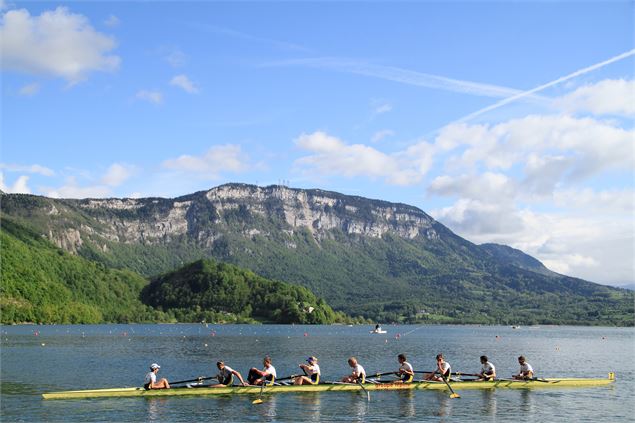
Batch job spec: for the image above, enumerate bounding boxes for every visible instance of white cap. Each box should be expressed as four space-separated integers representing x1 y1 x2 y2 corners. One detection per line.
150 363 160 370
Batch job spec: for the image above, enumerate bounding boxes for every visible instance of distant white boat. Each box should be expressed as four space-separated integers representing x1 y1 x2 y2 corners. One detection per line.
370 326 387 334
511 325 521 329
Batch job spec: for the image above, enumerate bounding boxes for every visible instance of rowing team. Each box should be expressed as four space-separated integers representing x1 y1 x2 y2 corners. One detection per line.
143 353 535 390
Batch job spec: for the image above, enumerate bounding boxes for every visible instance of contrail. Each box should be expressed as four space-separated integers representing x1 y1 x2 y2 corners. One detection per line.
262 57 541 100
456 49 635 123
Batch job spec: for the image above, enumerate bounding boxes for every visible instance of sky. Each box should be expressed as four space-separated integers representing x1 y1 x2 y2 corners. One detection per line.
1 0 633 287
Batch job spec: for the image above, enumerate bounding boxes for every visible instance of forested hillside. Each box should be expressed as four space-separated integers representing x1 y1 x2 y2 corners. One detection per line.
0 217 163 323
142 259 347 324
2 186 633 326
0 217 344 324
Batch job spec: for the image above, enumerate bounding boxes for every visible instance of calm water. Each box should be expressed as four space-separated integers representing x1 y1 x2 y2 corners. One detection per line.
1 324 633 422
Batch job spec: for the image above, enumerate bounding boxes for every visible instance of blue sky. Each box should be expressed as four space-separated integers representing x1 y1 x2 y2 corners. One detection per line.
1 0 634 286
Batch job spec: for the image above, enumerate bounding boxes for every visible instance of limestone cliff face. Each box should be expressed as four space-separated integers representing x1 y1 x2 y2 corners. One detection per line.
53 183 441 250
78 198 192 244
204 184 439 241
5 185 623 326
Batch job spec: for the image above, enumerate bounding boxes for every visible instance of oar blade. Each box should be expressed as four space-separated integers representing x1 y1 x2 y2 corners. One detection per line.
252 398 263 404
450 392 460 398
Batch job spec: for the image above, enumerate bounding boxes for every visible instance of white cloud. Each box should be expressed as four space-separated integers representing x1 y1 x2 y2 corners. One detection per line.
427 108 634 286
553 188 634 214
372 101 392 115
431 198 524 236
371 129 395 143
39 164 136 198
0 6 120 83
0 173 31 194
18 82 39 96
554 79 635 116
103 14 120 28
0 163 54 176
439 115 634 189
431 201 633 285
542 254 599 275
428 172 516 202
100 163 135 187
162 144 249 177
164 48 187 67
135 90 163 104
294 131 433 185
45 177 111 199
170 74 199 94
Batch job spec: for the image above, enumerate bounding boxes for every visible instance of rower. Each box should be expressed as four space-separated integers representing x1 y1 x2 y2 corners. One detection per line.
513 355 534 380
477 355 496 380
144 363 170 390
210 361 247 387
247 356 277 386
294 356 321 385
425 354 451 382
341 356 366 383
395 353 414 383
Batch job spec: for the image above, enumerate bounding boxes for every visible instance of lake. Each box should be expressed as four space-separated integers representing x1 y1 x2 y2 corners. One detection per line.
1 324 633 422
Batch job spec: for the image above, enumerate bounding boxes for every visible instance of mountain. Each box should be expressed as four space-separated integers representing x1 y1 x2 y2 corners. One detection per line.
479 243 558 277
615 283 635 291
0 216 162 324
142 259 343 324
0 216 343 324
1 184 633 325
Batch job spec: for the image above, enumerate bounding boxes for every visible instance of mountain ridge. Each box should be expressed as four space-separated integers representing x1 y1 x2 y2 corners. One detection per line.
1 183 633 325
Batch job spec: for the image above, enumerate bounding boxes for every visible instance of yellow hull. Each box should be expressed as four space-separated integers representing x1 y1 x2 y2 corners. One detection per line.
42 374 616 400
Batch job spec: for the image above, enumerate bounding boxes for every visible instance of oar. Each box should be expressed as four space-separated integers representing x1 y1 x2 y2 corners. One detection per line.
357 378 370 402
270 374 299 385
413 371 477 377
441 375 460 399
170 376 216 385
275 374 298 382
508 376 550 383
252 371 287 404
252 380 266 404
368 371 397 379
367 371 403 384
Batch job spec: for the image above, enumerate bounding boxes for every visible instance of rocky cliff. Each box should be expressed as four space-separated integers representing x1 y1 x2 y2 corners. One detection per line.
43 184 441 248
2 183 632 325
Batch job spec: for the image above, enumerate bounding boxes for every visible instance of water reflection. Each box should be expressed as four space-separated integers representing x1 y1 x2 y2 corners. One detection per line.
347 392 370 421
396 389 416 417
519 389 533 413
295 392 322 422
257 393 278 420
433 391 453 418
146 397 169 421
480 389 497 416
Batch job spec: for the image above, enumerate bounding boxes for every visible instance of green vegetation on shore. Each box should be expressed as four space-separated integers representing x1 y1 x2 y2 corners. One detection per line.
0 217 349 324
0 217 164 324
2 189 633 326
142 259 350 324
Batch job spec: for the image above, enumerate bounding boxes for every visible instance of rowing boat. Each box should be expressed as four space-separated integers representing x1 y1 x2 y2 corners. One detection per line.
42 373 615 400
